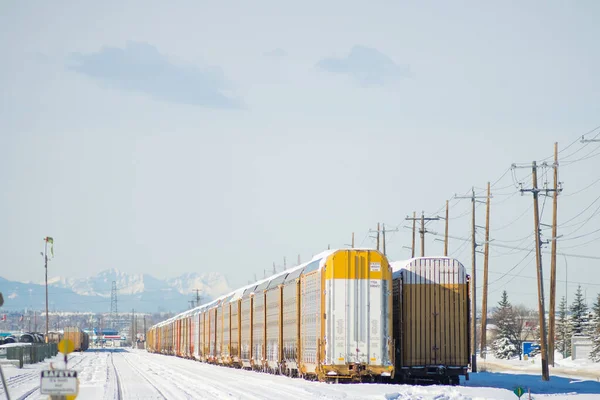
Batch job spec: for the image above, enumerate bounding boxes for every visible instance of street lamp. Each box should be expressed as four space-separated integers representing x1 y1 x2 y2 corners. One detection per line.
42 237 53 343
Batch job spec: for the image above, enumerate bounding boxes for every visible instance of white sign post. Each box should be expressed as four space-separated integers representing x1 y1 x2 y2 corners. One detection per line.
40 370 78 396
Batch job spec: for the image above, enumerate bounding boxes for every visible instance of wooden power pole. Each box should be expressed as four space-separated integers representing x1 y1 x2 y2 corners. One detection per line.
480 182 491 359
382 224 386 255
381 224 398 256
411 212 416 257
369 223 381 251
444 200 449 256
520 161 550 381
548 142 563 366
454 187 491 373
405 212 440 257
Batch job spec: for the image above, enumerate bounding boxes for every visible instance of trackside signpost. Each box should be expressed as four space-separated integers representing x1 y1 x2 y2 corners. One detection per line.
40 338 79 399
40 370 78 395
513 386 525 399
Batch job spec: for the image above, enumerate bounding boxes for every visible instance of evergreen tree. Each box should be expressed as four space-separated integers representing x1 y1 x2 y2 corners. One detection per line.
589 293 600 362
569 285 590 335
556 296 571 358
492 336 518 359
491 291 529 359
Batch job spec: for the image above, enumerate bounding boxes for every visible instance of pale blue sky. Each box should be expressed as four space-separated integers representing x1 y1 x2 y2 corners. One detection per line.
1 1 599 309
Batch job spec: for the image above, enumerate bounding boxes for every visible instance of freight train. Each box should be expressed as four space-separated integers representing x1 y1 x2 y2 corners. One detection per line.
146 249 470 385
47 327 90 351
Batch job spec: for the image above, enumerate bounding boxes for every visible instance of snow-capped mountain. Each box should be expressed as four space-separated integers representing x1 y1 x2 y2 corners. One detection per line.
39 268 173 297
0 269 232 313
37 268 231 298
166 272 230 301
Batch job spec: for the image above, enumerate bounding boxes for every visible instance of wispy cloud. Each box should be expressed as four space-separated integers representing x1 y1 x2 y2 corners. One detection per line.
69 42 241 108
316 45 409 86
264 48 287 57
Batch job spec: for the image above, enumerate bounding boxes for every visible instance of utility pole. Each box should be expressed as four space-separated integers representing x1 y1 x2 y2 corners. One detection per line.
405 212 440 257
352 232 354 248
519 161 550 381
480 182 491 359
368 223 381 251
382 223 387 255
454 188 491 373
549 142 559 366
411 212 416 257
194 289 201 307
444 200 449 256
43 236 53 343
381 224 399 256
284 257 287 270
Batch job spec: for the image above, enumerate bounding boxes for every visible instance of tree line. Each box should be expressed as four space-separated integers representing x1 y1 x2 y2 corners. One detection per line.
490 286 600 362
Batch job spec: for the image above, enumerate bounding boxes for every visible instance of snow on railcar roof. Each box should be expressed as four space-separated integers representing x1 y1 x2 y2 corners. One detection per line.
390 256 461 271
390 256 468 282
148 248 380 329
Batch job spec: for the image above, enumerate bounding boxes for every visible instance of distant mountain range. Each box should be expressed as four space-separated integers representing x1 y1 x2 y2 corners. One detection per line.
0 269 231 313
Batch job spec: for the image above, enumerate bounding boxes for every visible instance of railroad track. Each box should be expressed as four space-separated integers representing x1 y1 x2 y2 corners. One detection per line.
7 353 88 400
0 370 38 396
118 352 170 399
109 350 123 400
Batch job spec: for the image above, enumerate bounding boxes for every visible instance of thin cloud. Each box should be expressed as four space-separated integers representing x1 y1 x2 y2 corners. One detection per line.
69 42 241 108
316 45 409 85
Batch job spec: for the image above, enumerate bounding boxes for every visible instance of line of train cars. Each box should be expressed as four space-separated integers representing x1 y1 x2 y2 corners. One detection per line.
146 249 470 385
47 327 90 351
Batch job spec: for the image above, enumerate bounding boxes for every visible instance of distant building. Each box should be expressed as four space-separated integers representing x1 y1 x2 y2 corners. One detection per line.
572 335 593 360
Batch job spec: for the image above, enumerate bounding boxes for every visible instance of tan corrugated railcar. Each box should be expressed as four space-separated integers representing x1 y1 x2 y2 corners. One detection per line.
391 257 470 385
62 327 89 352
229 289 243 366
281 265 303 377
220 293 233 364
251 280 268 371
265 272 286 374
239 285 254 368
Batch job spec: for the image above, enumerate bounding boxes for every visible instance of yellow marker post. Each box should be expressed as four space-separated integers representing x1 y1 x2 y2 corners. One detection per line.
48 339 79 399
58 339 75 355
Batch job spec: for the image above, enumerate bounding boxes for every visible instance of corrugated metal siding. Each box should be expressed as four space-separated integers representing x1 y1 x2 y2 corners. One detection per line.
265 287 281 364
282 281 299 362
209 308 217 358
252 292 266 365
230 301 240 360
397 258 469 368
240 297 252 362
325 251 390 366
216 306 222 358
301 271 321 366
193 313 200 359
200 312 206 359
223 303 231 359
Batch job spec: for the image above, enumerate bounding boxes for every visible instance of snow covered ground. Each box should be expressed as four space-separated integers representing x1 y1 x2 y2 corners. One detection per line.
1 348 599 400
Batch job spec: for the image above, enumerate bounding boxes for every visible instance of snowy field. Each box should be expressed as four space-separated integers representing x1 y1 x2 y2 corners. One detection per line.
1 349 600 400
